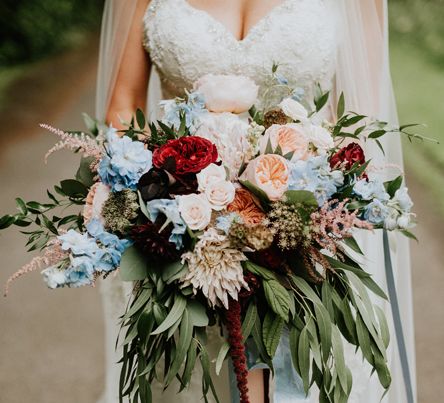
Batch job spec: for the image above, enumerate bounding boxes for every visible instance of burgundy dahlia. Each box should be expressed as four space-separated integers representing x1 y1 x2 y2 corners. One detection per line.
330 142 366 170
130 220 181 263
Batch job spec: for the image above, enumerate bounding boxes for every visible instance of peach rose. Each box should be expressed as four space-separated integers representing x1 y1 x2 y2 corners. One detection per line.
194 74 259 114
259 124 309 161
240 154 289 201
83 183 110 224
227 188 265 225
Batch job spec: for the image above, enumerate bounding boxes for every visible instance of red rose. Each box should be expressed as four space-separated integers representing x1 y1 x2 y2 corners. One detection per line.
153 136 218 176
330 142 366 170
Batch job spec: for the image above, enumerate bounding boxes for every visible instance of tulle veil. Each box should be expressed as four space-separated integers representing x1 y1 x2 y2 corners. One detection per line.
95 1 417 402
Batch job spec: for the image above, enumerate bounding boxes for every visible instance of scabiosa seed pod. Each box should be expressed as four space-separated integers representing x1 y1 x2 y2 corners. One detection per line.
102 189 139 235
263 108 290 129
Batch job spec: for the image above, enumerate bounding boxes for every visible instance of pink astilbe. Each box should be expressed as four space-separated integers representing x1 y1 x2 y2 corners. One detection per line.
4 239 68 296
41 124 103 166
310 199 373 255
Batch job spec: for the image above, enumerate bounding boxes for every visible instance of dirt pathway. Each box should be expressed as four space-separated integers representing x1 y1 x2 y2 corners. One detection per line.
0 42 442 403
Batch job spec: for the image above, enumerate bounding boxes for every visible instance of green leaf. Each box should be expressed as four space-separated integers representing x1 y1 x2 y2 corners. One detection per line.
401 229 418 242
337 92 345 119
82 113 98 135
368 130 387 139
331 326 348 392
324 256 371 278
314 304 332 361
76 157 95 188
343 237 363 255
123 287 153 320
342 115 366 127
215 342 230 376
375 306 390 349
151 294 187 335
241 303 257 341
136 108 146 130
298 326 310 393
181 338 198 389
386 175 403 198
0 215 16 229
291 275 322 305
166 309 193 384
283 190 318 208
289 326 301 374
262 311 284 356
120 246 148 281
264 280 290 320
372 344 391 389
60 179 88 198
15 198 28 215
162 261 188 284
188 300 209 327
243 261 276 281
315 90 330 112
356 313 374 365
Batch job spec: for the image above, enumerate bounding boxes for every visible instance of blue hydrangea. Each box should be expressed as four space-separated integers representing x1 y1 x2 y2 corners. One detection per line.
98 131 152 192
58 229 101 257
47 220 132 288
146 199 186 249
288 155 344 206
364 199 390 224
160 92 208 131
353 178 389 201
215 213 243 234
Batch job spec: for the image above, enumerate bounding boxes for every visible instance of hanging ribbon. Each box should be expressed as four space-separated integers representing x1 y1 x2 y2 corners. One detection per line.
383 230 415 403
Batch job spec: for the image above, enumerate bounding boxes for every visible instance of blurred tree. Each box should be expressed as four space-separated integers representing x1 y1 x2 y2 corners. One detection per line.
389 0 444 66
0 0 104 67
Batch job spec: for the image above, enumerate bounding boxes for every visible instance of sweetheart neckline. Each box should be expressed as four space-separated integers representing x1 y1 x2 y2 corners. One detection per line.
181 0 292 45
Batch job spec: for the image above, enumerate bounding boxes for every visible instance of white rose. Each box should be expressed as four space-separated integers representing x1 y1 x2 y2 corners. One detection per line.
204 180 236 211
196 163 227 191
194 74 259 114
279 98 308 122
177 193 212 231
308 125 334 154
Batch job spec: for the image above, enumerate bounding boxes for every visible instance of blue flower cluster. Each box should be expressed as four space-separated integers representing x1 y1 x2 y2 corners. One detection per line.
42 219 132 289
160 92 208 130
288 156 344 206
354 178 414 228
215 212 243 234
146 199 186 249
98 130 152 192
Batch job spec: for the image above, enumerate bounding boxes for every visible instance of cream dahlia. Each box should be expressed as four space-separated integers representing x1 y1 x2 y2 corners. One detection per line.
180 228 248 309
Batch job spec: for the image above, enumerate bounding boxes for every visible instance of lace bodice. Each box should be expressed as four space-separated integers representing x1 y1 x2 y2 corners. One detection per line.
143 0 339 101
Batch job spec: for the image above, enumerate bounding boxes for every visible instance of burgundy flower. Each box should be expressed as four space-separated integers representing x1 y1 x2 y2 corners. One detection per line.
330 142 366 170
246 244 286 271
225 299 250 403
130 219 181 263
137 168 171 202
153 136 218 176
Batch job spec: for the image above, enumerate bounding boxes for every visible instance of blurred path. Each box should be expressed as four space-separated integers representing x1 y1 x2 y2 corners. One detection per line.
0 42 443 403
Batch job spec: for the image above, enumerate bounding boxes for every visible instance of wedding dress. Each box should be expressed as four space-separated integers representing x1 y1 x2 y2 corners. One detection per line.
98 1 416 402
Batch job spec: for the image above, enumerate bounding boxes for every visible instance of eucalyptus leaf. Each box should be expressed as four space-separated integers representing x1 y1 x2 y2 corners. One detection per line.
215 342 230 376
151 294 187 335
188 300 209 327
120 246 148 281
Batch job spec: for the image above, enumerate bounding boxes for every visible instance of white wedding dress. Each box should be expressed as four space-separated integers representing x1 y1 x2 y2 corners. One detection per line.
98 1 416 402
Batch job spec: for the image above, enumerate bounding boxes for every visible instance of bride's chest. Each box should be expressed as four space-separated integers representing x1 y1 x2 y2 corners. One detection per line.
144 0 340 97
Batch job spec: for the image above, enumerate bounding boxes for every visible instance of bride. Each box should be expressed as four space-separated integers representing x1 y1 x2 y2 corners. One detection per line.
96 0 416 402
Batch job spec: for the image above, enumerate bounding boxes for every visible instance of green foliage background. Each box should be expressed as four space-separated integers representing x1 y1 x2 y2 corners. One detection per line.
0 0 104 67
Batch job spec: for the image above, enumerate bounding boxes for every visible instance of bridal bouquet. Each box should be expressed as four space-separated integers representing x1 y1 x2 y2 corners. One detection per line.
2 71 419 403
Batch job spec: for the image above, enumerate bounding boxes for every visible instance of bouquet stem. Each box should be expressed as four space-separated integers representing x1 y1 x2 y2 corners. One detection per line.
226 298 250 403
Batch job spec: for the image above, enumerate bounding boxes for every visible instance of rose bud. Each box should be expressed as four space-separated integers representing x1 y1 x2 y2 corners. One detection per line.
137 168 171 202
